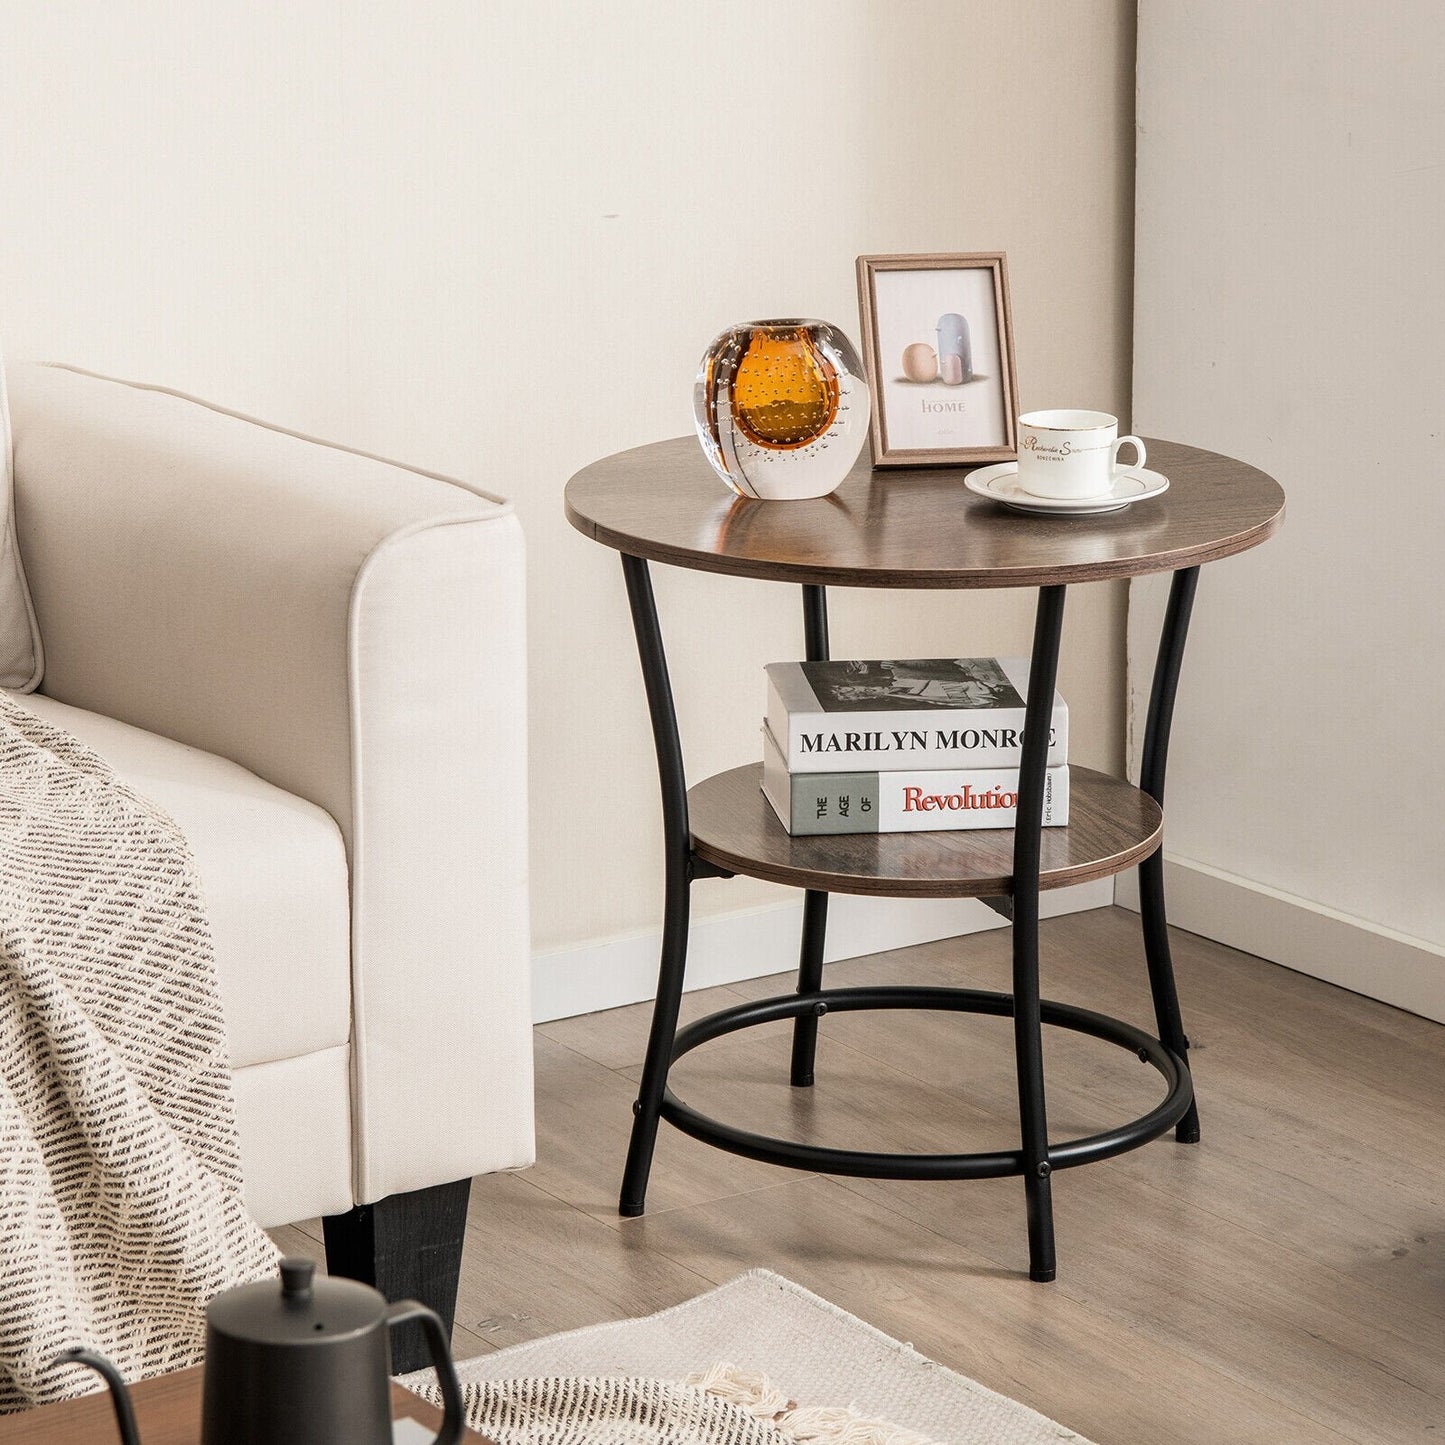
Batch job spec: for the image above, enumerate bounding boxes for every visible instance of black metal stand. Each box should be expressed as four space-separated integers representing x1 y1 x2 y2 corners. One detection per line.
1138 566 1202 1143
1013 584 1067 1279
616 554 1200 1281
789 583 831 1090
618 553 696 1216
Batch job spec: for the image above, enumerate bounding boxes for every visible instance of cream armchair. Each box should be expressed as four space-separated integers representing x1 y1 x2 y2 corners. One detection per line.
3 363 534 1367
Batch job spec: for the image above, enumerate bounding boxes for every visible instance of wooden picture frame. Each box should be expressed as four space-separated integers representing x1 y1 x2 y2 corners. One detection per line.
856 252 1019 467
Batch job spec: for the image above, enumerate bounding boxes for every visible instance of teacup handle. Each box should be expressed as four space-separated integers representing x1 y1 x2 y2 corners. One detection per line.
1113 435 1146 471
386 1300 466 1445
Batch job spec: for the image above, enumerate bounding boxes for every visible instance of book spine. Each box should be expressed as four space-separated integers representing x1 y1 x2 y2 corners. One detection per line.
776 708 1068 774
761 729 1070 836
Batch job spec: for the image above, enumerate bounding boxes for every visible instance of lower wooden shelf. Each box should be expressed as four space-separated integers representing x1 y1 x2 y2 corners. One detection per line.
688 763 1162 898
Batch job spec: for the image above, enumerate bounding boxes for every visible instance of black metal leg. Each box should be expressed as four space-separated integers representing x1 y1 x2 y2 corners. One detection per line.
1013 585 1067 1282
619 553 694 1216
1138 566 1201 1143
790 584 832 1086
790 890 829 1086
322 1177 471 1374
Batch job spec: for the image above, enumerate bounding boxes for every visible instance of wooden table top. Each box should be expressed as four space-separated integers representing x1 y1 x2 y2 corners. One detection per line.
565 436 1285 588
0 1368 492 1444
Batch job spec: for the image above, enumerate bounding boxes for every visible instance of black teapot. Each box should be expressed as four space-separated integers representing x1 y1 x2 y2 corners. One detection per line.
58 1258 465 1445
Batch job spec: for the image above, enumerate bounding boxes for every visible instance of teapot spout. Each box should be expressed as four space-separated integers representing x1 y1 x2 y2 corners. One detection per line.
53 1349 143 1445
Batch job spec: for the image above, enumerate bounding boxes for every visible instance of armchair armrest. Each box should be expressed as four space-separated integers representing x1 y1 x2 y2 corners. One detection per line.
7 363 534 1202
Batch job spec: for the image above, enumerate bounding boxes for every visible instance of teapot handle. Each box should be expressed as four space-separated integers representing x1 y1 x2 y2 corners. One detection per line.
385 1301 466 1445
52 1350 143 1445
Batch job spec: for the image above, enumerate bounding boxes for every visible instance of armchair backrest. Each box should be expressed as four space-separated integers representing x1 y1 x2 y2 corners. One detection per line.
6 363 513 845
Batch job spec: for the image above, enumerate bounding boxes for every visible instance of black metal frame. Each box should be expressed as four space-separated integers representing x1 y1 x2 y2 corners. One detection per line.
617 552 1202 1282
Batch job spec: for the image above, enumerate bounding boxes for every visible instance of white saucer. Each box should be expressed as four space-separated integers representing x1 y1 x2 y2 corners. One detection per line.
965 462 1170 515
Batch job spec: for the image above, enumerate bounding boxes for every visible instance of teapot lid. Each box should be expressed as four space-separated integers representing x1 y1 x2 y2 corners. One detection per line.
207 1259 387 1345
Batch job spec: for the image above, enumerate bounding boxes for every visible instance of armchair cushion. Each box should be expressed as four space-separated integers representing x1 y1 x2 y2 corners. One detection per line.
13 693 351 1071
10 691 356 1228
0 353 42 691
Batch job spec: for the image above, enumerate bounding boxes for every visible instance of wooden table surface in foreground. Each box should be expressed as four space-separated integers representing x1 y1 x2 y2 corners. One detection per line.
0 1367 493 1444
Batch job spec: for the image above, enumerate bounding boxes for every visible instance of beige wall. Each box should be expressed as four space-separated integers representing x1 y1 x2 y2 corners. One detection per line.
1129 1 1445 1018
0 3 1136 959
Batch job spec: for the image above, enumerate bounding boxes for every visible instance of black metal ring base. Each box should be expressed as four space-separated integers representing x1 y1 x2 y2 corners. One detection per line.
659 986 1193 1181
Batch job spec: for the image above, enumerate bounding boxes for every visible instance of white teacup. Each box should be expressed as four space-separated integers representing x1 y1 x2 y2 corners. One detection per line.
1017 409 1146 500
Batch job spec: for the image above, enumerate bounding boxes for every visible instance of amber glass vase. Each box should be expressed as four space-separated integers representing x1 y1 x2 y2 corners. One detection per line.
694 320 869 499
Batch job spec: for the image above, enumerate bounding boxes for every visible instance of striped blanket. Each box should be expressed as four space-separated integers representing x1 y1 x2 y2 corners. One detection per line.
0 693 276 1409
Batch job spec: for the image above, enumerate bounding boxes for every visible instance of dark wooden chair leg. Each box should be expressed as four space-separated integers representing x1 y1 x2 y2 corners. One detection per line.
322 1176 471 1375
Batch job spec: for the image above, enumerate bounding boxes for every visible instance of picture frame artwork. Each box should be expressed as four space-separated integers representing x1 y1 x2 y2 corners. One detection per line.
856 252 1018 467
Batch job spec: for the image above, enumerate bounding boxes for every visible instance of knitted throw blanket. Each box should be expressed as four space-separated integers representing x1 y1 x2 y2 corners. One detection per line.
0 694 277 1410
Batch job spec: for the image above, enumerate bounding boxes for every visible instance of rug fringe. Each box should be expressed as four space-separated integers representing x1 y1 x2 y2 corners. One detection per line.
688 1363 796 1418
687 1363 941 1445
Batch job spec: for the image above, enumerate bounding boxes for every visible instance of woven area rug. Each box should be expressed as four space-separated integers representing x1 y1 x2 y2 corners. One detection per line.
401 1269 1092 1444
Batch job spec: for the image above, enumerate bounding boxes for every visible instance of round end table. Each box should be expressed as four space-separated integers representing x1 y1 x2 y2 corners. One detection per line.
565 437 1284 1282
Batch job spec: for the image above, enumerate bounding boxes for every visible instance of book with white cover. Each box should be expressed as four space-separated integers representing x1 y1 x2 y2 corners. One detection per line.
765 656 1067 774
760 723 1069 836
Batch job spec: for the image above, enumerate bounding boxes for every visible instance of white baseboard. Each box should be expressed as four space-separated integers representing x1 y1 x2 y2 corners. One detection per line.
532 881 1114 1024
1115 855 1445 1025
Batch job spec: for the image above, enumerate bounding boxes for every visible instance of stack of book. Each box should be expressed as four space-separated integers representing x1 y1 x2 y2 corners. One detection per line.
760 656 1068 836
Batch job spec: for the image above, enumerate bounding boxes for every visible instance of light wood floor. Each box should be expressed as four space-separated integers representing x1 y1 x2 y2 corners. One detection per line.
274 906 1445 1444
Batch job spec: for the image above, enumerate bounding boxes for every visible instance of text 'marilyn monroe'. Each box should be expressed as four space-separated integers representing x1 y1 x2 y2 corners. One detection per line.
797 726 1059 755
